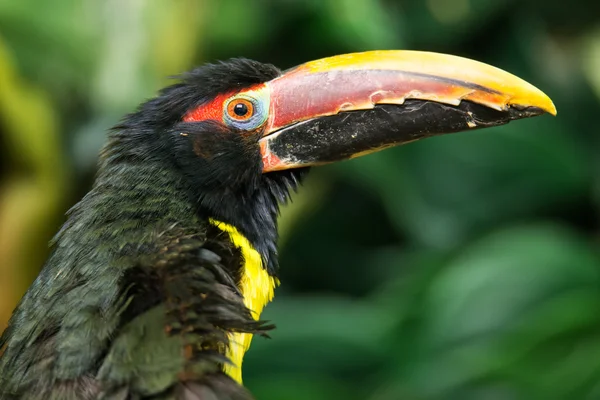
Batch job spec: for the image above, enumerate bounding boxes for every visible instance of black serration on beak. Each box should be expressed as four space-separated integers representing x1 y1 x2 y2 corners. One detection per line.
266 100 547 167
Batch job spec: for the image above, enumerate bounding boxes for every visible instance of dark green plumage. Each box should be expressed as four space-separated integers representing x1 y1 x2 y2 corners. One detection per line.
0 59 301 399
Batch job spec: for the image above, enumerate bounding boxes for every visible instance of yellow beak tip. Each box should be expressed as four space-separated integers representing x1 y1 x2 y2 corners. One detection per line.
540 99 558 117
532 94 557 116
510 93 557 117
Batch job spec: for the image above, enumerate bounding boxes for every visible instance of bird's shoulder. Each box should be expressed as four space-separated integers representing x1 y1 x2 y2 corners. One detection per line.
0 222 265 400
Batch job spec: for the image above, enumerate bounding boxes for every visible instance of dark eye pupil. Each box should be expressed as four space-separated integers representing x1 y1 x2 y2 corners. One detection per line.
233 103 249 116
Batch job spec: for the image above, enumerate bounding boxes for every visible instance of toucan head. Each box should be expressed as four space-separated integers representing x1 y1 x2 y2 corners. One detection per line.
114 50 556 272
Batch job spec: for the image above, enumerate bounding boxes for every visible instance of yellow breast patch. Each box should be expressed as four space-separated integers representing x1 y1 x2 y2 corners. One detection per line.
209 219 278 384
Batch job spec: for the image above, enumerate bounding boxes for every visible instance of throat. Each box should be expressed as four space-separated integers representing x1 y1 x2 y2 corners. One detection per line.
209 219 278 383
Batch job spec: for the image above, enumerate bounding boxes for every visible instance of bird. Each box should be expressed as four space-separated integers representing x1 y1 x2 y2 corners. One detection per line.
0 50 556 399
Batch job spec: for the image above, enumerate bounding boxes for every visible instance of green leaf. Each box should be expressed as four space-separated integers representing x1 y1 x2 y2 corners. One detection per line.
395 224 600 396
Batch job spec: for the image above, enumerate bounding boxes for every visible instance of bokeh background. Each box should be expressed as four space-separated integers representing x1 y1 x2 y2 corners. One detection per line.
1 0 600 399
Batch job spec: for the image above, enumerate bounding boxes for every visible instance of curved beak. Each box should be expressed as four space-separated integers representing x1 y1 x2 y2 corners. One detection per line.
259 50 556 172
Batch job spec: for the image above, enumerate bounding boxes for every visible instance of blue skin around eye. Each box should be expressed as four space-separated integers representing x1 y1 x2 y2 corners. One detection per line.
224 96 269 131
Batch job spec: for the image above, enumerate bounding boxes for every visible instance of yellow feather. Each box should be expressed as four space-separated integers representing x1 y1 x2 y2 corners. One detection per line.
209 219 278 384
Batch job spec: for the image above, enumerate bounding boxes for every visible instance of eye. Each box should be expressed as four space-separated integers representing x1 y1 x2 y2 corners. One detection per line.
227 99 253 120
223 93 269 131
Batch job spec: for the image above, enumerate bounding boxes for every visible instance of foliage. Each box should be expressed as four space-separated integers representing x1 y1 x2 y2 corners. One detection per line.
1 0 600 398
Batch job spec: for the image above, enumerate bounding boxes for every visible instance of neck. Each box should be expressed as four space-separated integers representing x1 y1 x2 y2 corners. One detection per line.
101 128 304 275
94 134 305 383
90 139 287 383
57 148 199 258
195 175 292 275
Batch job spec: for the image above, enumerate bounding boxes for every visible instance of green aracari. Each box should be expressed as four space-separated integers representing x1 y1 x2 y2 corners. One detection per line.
0 51 556 399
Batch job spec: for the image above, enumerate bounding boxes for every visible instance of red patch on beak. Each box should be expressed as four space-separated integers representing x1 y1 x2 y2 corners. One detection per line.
260 140 285 172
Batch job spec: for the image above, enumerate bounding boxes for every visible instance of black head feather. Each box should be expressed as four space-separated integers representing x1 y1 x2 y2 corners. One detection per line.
105 58 308 274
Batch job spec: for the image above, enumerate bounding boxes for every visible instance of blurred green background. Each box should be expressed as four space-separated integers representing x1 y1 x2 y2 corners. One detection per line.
1 0 600 399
